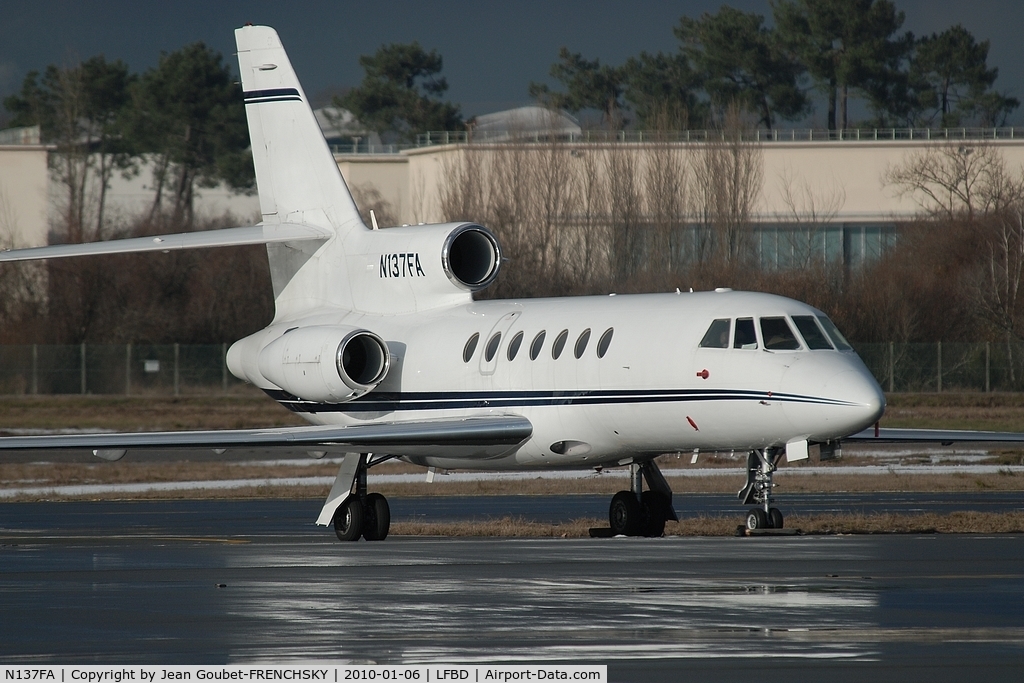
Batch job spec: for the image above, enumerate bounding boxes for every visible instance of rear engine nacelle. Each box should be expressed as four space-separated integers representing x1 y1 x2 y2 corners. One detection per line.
441 223 502 292
257 326 390 402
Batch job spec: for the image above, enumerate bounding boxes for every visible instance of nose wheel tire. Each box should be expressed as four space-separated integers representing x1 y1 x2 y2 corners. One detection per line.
745 508 768 530
333 497 365 541
745 507 785 531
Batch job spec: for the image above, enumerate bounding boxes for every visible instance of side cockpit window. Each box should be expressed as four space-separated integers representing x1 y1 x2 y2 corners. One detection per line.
699 319 731 348
792 316 833 350
734 318 758 349
818 316 853 351
760 317 800 350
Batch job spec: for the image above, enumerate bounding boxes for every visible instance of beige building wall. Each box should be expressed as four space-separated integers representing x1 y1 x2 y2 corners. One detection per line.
0 145 50 247
336 155 410 226
337 138 1024 227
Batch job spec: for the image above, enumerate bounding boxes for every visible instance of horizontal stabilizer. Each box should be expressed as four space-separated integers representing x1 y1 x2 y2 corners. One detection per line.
0 223 329 262
0 415 534 460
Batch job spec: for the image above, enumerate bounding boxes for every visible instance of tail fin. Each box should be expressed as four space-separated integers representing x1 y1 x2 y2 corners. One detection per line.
235 25 366 236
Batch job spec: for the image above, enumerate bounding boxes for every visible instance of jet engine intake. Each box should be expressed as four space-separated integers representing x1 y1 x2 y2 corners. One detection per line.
441 224 501 291
257 326 390 402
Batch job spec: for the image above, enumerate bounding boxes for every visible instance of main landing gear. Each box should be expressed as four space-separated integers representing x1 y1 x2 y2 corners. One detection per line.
608 460 679 537
321 453 392 542
738 447 784 530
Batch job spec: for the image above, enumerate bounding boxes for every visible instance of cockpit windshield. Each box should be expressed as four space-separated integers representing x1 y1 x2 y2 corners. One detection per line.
734 318 757 349
792 315 833 350
760 317 800 350
698 314 853 352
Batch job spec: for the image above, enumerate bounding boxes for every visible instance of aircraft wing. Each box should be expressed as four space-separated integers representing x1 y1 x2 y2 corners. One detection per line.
846 427 1024 443
0 415 533 460
0 223 329 262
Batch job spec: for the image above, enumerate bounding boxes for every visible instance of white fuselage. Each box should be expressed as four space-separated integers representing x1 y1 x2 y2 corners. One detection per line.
239 289 885 470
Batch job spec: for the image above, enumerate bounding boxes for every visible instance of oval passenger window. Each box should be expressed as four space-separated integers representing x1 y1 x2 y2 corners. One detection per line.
463 333 479 362
530 331 546 360
574 329 591 358
551 329 569 359
597 328 614 358
507 331 524 361
484 332 501 362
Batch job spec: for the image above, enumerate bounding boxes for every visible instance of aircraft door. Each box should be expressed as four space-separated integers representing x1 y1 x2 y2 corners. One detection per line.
479 311 520 376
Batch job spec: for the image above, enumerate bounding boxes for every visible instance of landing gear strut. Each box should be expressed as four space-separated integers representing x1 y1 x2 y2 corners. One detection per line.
738 448 784 530
320 453 393 542
608 460 678 537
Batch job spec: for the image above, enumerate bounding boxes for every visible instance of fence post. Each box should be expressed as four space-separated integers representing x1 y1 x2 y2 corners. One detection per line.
80 342 86 395
986 341 991 393
125 343 131 396
222 342 228 393
173 343 180 397
31 344 38 395
888 341 894 393
937 341 942 392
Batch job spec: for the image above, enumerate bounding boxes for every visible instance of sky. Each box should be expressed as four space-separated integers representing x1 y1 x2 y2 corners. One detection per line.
4 0 1024 125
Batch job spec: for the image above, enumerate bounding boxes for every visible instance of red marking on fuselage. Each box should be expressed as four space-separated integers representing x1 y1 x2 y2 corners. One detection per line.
686 416 699 431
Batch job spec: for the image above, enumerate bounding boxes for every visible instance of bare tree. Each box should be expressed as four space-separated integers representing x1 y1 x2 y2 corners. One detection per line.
970 205 1024 383
643 130 687 275
774 166 846 269
0 184 46 341
885 142 1023 222
350 183 398 228
571 145 609 290
439 145 489 226
885 140 1024 377
48 63 94 244
689 105 764 268
605 145 644 280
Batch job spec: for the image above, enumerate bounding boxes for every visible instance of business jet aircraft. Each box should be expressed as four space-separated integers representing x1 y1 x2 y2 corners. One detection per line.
2 26 1020 541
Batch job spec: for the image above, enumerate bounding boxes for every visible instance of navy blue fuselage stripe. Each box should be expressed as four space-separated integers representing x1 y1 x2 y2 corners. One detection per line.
246 96 302 103
243 88 301 101
262 388 856 413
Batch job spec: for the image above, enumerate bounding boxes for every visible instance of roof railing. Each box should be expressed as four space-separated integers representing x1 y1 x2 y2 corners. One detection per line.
329 127 1024 155
414 126 1023 147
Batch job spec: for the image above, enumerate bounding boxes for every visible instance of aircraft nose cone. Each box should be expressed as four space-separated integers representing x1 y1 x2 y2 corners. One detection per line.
825 369 885 431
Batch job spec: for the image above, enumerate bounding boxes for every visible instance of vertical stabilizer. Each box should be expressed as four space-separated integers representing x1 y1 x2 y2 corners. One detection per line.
235 25 365 236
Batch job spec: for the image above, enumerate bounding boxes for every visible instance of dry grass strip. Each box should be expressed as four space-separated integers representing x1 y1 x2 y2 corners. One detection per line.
387 512 1024 537
4 463 1024 499
389 511 1024 538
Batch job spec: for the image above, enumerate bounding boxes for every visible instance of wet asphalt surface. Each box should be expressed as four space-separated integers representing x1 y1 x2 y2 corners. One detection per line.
1 498 1023 681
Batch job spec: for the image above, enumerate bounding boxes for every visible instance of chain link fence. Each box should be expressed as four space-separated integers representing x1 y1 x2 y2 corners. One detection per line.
0 344 247 396
2 342 1024 395
854 342 1024 392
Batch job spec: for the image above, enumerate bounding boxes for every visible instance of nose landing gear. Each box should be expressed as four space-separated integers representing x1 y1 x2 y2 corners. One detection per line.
739 447 784 530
